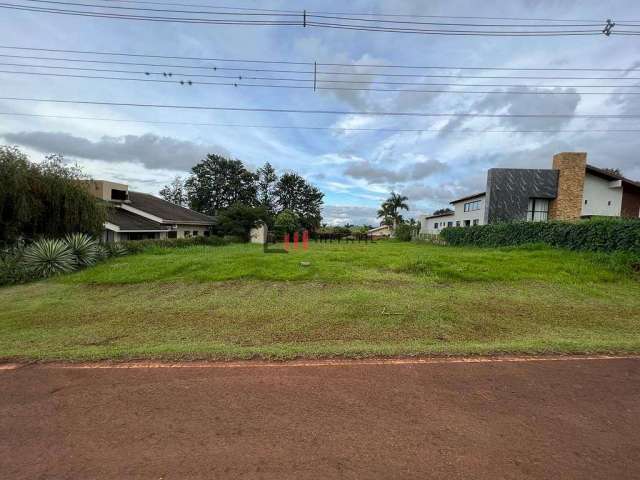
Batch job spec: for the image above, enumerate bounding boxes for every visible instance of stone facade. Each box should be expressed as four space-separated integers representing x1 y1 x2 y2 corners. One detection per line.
548 152 587 220
484 168 558 223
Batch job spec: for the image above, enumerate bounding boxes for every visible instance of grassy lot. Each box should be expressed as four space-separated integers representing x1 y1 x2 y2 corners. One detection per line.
1 241 639 361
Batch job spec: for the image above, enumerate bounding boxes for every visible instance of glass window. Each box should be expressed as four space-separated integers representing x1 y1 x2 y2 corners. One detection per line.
473 219 479 225
434 222 439 229
464 220 471 227
527 198 549 222
193 230 199 236
184 230 191 238
447 221 453 227
456 221 460 227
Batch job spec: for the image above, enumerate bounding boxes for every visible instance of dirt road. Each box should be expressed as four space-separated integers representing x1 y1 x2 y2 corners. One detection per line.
1 357 639 479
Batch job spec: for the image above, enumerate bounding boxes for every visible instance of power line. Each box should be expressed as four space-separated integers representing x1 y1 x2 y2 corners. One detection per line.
5 61 640 89
2 96 639 118
3 69 640 95
1 1 631 36
3 111 640 133
2 43 638 71
2 53 640 80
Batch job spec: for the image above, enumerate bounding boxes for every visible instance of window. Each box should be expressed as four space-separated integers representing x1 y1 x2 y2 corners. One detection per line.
456 221 460 227
168 231 177 239
204 230 210 237
584 199 588 205
608 200 612 206
464 200 482 212
464 220 471 227
447 221 453 227
434 222 439 229
527 198 549 222
193 230 199 236
473 219 479 225
184 230 191 238
111 189 127 201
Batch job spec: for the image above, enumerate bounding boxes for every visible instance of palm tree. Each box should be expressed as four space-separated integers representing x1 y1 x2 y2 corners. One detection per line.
379 192 409 230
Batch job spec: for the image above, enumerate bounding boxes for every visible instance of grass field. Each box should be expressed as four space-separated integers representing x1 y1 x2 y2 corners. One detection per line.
1 241 639 361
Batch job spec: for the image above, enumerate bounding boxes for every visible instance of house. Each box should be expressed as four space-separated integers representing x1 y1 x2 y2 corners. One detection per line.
419 152 640 234
82 180 216 242
367 224 393 238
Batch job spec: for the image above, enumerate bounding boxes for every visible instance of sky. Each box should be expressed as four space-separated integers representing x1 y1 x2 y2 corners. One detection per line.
1 0 640 226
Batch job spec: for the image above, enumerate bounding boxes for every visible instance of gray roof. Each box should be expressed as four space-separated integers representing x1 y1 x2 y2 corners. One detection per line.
449 192 486 204
107 208 168 231
127 191 215 224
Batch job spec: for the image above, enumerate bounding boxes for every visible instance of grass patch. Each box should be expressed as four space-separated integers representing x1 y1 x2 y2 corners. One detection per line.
1 241 639 361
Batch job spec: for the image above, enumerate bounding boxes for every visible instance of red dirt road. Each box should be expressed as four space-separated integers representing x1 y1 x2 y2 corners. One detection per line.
1 357 639 479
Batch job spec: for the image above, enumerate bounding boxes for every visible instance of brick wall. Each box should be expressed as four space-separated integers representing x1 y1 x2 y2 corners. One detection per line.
548 152 587 220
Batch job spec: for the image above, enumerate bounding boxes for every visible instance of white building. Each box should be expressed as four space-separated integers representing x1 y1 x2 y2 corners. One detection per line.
419 192 486 235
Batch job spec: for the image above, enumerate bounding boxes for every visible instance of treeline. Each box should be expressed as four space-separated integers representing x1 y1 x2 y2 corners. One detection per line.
160 155 324 234
0 146 106 247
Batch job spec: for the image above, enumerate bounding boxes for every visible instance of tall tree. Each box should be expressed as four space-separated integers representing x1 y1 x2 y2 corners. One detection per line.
256 162 278 216
274 172 324 230
159 176 187 207
0 146 106 246
185 154 258 216
379 192 409 229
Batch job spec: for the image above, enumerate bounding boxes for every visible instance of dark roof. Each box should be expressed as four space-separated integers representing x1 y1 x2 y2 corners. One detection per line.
586 164 640 190
107 208 168 231
449 191 486 204
127 191 215 224
422 211 455 220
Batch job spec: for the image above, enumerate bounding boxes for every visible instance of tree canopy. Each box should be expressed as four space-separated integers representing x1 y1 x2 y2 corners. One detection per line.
0 146 107 247
161 155 325 232
378 192 409 228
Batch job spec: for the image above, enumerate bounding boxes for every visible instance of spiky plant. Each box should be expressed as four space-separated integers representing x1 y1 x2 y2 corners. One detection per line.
64 233 99 267
107 243 129 257
94 244 110 261
22 239 76 277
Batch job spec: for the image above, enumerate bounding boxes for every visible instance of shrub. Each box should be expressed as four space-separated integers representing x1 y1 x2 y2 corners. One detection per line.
119 235 229 254
440 218 640 253
395 223 416 242
106 242 129 257
0 246 35 286
64 233 99 267
22 238 76 277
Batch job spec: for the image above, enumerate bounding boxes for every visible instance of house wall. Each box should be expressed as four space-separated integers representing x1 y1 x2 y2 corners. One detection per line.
452 197 486 226
484 169 558 223
82 180 129 201
175 224 210 238
420 215 454 234
581 173 623 217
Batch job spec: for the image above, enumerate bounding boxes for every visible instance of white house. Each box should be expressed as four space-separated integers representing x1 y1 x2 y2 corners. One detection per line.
419 192 486 234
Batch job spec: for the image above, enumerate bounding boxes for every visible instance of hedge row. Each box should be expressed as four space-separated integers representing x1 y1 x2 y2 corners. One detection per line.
439 218 640 253
119 235 234 254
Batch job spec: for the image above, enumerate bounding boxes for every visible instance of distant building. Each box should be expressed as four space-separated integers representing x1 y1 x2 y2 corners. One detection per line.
367 224 393 238
419 152 640 234
81 180 215 242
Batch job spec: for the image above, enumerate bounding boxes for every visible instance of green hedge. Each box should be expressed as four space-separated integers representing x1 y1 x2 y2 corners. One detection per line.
120 235 231 254
439 218 640 253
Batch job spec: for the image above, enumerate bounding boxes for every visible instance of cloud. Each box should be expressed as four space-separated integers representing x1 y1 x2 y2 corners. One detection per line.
439 87 582 136
1 131 228 171
322 205 380 226
343 158 448 183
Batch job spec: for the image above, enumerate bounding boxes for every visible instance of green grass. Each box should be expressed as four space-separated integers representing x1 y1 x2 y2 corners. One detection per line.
1 241 639 361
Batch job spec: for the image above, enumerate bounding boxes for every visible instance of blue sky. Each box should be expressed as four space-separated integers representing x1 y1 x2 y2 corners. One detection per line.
1 0 640 225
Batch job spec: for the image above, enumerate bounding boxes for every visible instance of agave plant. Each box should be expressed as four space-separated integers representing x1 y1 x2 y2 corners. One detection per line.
107 242 129 257
64 233 99 267
94 244 110 261
22 239 76 277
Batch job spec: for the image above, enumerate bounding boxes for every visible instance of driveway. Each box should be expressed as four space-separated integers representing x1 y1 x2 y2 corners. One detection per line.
1 356 639 479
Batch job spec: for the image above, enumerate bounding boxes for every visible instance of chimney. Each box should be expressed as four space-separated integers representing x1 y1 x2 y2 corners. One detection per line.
548 152 587 220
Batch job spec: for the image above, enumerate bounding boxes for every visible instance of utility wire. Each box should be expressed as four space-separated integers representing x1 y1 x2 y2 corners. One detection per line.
1 1 631 36
2 96 639 118
3 69 640 95
2 53 640 80
3 110 640 133
5 61 640 89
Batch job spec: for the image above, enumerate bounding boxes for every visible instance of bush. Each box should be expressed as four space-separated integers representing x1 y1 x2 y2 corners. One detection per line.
22 238 76 277
0 245 35 286
395 223 416 242
440 218 640 253
119 235 229 254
